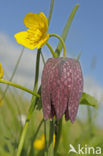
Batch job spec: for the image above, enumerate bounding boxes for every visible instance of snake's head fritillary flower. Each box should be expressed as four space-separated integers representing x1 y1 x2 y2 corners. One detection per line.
41 57 83 123
0 63 4 79
14 12 49 49
33 134 45 150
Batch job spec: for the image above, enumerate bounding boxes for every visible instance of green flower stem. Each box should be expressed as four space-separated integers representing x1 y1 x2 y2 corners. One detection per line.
54 118 62 155
28 119 44 156
44 120 48 156
49 33 67 57
17 113 31 156
46 42 56 58
0 79 40 98
16 49 41 156
16 97 37 156
87 107 93 137
41 51 46 64
48 120 55 156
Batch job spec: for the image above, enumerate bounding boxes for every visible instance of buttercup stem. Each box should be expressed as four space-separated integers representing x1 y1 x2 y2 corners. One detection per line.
16 50 41 156
0 79 40 98
49 33 67 57
46 42 57 58
17 111 31 156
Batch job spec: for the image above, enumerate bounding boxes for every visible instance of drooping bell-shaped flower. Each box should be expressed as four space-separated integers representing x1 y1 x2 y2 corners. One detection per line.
41 57 83 123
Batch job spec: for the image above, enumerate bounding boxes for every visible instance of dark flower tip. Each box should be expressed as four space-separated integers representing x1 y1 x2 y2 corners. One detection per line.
41 57 83 123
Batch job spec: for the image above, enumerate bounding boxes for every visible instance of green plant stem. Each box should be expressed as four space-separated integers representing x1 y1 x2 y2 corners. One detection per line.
54 118 62 155
33 50 41 92
0 79 40 98
46 42 56 58
48 120 54 156
16 49 41 156
87 107 93 137
16 111 31 155
50 33 67 57
44 120 48 156
28 119 44 156
17 108 35 156
41 52 46 64
49 120 54 146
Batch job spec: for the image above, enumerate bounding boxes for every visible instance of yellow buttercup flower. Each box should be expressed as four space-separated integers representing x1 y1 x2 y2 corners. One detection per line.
14 12 49 49
0 63 4 79
33 134 45 150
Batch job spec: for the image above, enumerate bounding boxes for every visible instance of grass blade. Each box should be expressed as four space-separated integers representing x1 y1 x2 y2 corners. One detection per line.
55 4 79 57
48 0 55 25
1 47 24 101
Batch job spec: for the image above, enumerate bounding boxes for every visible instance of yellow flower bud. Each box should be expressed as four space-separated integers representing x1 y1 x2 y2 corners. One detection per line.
53 133 55 148
0 63 4 79
33 134 45 150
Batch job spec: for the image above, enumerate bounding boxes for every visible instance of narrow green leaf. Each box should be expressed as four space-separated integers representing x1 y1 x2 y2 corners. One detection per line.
55 4 79 57
80 92 98 108
77 51 82 61
48 0 55 25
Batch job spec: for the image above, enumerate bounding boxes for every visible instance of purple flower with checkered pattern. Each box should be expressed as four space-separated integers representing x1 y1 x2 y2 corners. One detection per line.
41 57 83 123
